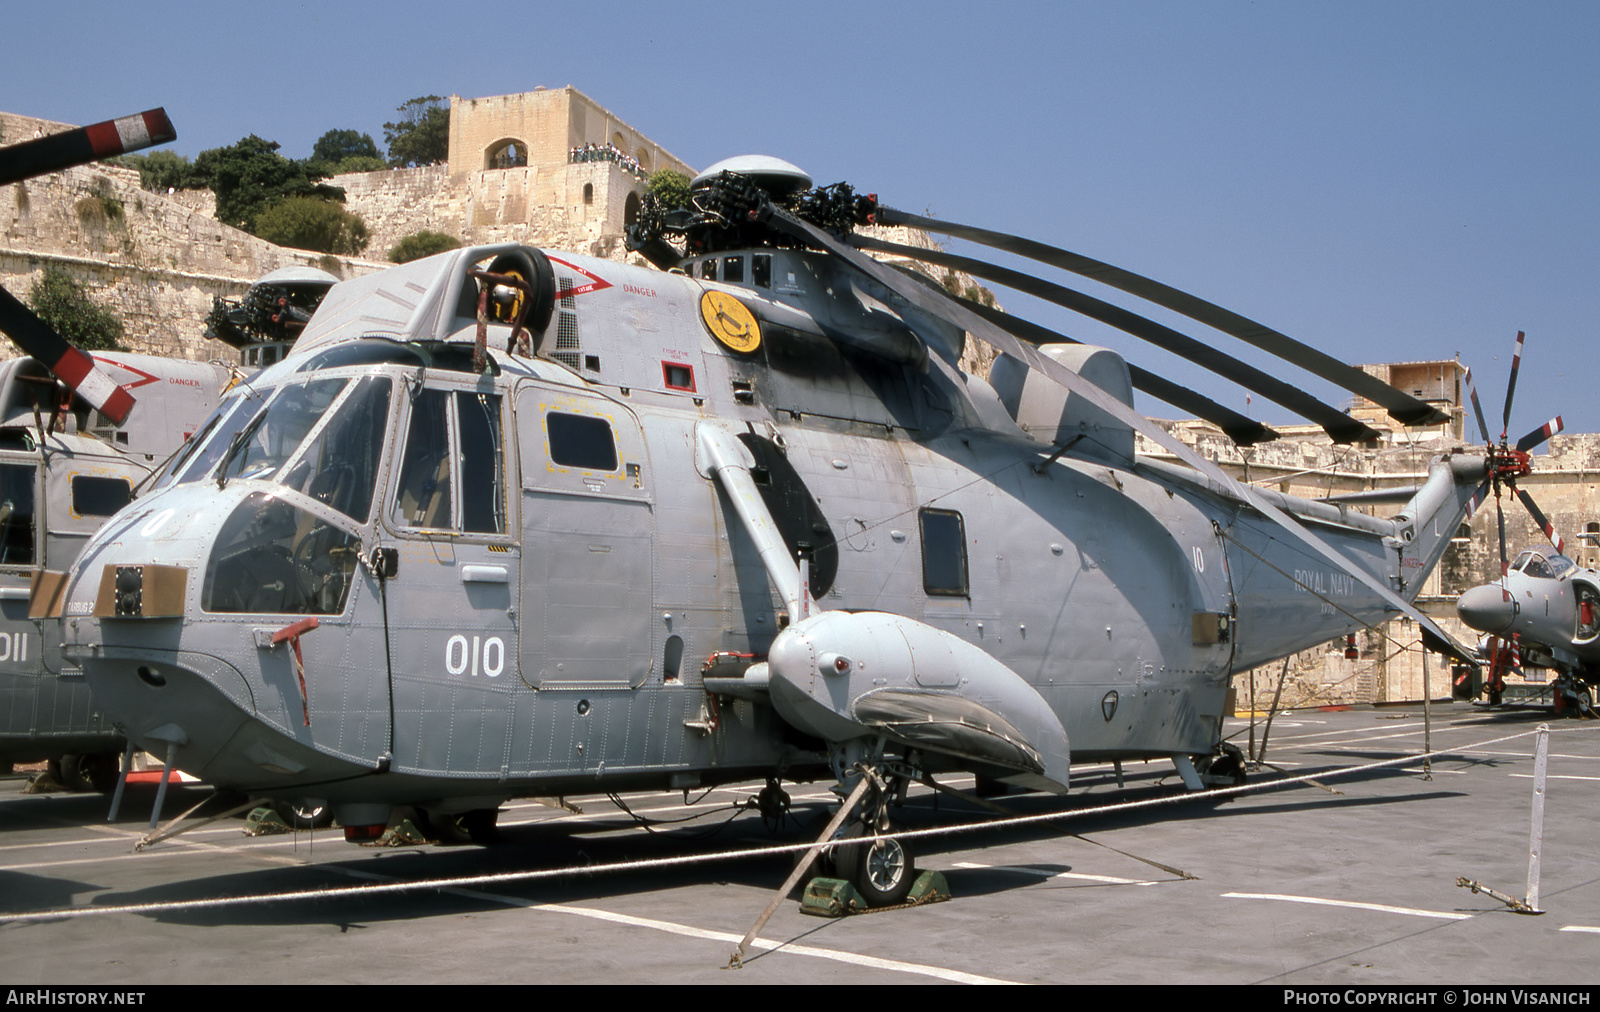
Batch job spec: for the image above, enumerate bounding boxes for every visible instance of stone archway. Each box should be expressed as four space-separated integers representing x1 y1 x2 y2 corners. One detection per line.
485 138 528 170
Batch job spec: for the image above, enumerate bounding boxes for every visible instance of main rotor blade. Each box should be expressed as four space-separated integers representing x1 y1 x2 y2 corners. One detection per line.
1513 486 1567 555
959 297 1279 445
0 286 134 425
0 108 176 188
1515 415 1563 454
855 234 1378 444
764 202 1477 664
1502 330 1525 441
1496 489 1509 577
875 207 1448 428
1463 364 1493 446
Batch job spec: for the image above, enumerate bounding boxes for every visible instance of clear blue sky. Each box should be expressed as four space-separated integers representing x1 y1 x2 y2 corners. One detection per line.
6 1 1597 439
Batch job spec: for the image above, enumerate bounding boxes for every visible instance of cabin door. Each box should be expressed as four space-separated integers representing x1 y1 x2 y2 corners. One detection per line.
515 385 653 689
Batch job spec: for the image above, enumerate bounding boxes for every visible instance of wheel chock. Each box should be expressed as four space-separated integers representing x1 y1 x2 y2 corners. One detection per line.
243 806 290 836
800 877 866 917
907 869 950 904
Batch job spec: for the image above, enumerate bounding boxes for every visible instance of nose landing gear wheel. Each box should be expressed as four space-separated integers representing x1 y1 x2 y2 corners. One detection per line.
837 821 915 906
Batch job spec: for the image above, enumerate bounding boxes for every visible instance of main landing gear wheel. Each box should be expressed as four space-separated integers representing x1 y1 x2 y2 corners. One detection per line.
50 752 120 793
427 807 502 845
837 821 915 906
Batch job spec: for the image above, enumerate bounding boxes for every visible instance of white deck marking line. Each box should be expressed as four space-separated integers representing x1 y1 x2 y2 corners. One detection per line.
1559 926 1600 934
952 861 1156 886
513 902 1019 984
1223 892 1471 920
1510 772 1600 781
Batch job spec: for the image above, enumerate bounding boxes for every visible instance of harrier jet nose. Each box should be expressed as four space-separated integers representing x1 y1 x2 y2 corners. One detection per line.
1458 584 1519 636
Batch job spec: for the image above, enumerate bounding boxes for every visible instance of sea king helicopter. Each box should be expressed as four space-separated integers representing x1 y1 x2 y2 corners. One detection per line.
52 152 1492 904
0 111 234 788
1452 339 1595 716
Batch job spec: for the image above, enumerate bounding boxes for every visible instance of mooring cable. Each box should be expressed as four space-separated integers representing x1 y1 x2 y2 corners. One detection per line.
4 723 1587 925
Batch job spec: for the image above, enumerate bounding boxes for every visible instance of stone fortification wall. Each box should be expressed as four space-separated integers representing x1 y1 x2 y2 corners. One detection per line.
1 113 381 364
335 159 650 264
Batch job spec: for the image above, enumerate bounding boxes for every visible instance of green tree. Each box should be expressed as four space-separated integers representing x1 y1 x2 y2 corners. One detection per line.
647 168 692 211
116 150 198 191
309 129 380 169
389 230 461 263
25 267 125 352
190 135 344 231
326 155 389 174
253 196 370 255
383 96 450 168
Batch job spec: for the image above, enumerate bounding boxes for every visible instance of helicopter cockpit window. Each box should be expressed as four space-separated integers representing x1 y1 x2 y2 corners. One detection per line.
167 393 256 487
276 376 392 523
216 379 350 486
202 492 361 615
546 412 617 471
1548 555 1577 579
393 389 454 529
71 475 133 517
0 463 37 565
1511 551 1535 574
458 391 505 535
919 507 969 597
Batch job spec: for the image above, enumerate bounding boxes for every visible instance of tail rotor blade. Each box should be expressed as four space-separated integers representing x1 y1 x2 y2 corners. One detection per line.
1496 492 1509 577
1514 415 1563 453
1501 330 1524 441
1513 486 1567 555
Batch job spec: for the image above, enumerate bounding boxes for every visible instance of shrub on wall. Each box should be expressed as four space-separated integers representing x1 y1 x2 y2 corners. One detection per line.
25 267 125 352
389 230 461 263
254 196 370 255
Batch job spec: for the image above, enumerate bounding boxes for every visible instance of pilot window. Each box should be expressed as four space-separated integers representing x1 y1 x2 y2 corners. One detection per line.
71 475 132 517
0 464 36 565
393 390 454 529
278 376 392 523
919 507 969 597
458 392 506 534
547 412 618 471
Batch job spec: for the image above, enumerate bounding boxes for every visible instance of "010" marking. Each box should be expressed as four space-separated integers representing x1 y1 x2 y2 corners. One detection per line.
446 635 505 678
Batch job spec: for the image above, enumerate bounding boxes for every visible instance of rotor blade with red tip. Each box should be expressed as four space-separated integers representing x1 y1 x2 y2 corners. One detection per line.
1501 330 1525 441
0 287 136 425
1463 364 1494 446
1496 490 1509 576
1515 415 1563 453
1514 486 1567 555
0 108 176 187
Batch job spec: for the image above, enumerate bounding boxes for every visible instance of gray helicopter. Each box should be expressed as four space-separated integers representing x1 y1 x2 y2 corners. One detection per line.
0 110 238 787
58 155 1486 904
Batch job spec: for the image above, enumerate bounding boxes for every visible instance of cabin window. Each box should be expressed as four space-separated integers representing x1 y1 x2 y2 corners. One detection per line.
752 254 771 288
0 464 36 565
547 412 618 471
722 256 745 284
662 634 684 683
662 362 695 392
919 507 969 597
71 475 132 518
393 389 454 529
